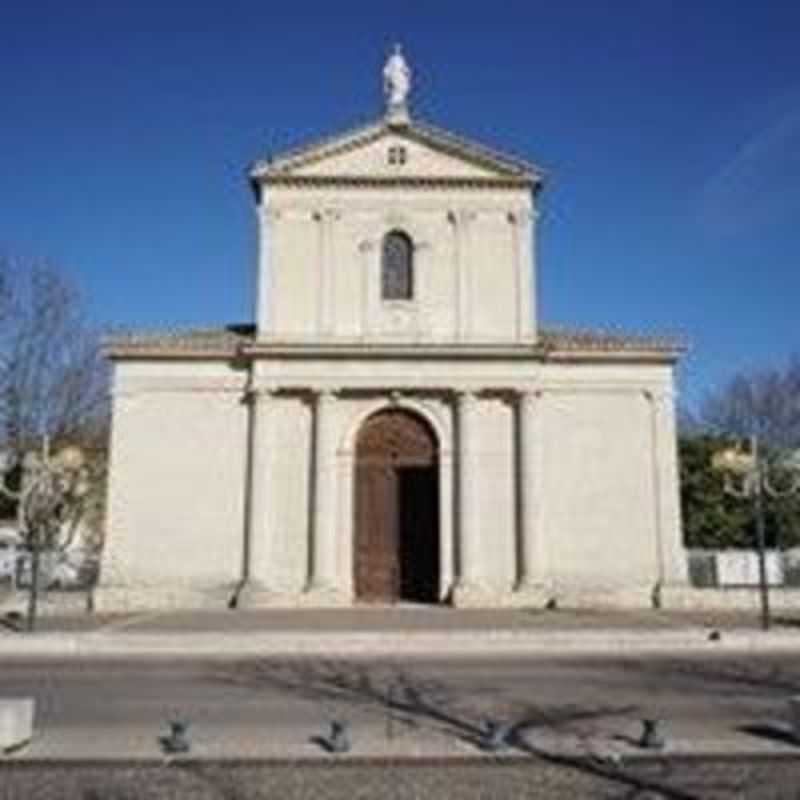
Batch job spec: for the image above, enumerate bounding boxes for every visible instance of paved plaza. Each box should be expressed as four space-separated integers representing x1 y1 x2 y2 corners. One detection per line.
3 605 800 660
4 603 798 632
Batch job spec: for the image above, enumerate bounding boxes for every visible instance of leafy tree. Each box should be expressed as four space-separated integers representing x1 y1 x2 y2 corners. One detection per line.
680 434 800 550
680 434 751 549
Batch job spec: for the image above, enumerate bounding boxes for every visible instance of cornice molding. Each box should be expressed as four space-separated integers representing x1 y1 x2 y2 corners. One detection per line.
106 324 685 366
108 341 682 365
240 342 681 365
259 175 533 190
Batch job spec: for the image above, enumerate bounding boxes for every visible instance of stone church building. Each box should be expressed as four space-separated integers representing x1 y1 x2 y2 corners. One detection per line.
98 50 690 611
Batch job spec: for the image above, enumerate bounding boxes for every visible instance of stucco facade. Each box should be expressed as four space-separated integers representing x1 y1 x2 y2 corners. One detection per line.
98 58 691 611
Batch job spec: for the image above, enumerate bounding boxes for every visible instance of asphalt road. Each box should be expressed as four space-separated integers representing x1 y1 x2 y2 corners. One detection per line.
4 654 800 798
2 653 799 745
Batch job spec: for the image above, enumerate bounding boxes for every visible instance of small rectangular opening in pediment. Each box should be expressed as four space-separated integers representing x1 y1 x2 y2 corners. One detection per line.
387 145 408 166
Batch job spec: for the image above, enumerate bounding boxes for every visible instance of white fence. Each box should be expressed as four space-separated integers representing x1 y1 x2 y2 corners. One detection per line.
688 549 800 588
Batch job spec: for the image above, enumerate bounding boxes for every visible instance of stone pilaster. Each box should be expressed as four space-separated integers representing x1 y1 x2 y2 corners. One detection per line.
255 205 278 335
358 238 375 336
514 389 550 603
244 387 274 594
453 390 486 603
316 209 340 336
508 209 536 341
448 210 476 342
307 389 341 597
643 389 690 603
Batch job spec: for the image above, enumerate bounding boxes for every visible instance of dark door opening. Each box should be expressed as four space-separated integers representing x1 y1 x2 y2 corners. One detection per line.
397 466 439 603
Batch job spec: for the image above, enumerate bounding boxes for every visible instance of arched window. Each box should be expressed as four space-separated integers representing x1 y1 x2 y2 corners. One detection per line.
381 230 414 301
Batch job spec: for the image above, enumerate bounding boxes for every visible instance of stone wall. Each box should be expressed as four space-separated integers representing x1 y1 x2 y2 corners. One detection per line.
258 185 535 343
98 354 687 611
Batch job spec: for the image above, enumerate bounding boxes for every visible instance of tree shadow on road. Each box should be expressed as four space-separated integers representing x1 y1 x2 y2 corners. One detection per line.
207 658 706 799
619 656 800 697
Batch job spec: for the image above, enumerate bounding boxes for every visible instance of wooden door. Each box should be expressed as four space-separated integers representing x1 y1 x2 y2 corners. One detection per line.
354 464 398 601
354 410 439 603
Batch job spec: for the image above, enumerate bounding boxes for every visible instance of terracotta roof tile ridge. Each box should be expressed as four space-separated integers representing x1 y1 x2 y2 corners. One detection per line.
107 324 255 348
539 324 687 352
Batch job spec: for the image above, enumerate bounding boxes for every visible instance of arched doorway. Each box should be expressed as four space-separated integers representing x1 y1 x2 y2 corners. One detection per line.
354 409 440 603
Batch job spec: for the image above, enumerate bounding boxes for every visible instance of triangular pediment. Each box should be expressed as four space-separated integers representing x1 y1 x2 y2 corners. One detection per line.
250 118 543 185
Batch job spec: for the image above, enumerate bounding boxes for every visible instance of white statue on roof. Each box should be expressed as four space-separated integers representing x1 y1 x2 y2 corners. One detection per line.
383 44 411 119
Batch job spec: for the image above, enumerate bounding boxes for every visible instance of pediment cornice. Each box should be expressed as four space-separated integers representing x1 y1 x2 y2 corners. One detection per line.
249 116 544 188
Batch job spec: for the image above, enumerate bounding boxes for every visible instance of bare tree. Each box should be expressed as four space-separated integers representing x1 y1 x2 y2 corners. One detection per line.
0 255 110 582
0 255 109 457
700 357 800 448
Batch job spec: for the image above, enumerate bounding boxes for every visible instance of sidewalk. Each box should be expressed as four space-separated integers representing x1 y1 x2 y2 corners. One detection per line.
2 607 800 659
11 718 800 763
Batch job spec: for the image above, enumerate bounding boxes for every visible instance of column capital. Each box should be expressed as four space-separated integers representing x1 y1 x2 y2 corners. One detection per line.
641 388 675 408
246 384 276 403
446 209 477 226
516 387 544 409
454 388 479 405
311 387 339 403
258 205 282 222
507 208 536 225
454 390 481 416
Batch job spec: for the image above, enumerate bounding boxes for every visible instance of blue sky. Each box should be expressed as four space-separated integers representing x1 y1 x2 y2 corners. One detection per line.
1 1 799 410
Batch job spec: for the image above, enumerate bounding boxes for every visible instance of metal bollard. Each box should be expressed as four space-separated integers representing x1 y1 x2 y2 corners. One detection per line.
638 718 665 750
481 719 513 752
322 719 351 754
160 719 191 754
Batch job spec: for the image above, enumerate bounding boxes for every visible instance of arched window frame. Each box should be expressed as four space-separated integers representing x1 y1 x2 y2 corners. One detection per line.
381 230 414 302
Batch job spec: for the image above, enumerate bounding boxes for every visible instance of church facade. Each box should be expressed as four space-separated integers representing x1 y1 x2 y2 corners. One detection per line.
98 52 690 611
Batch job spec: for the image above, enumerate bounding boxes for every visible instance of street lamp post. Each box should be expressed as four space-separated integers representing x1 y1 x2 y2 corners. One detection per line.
0 437 90 632
713 436 800 631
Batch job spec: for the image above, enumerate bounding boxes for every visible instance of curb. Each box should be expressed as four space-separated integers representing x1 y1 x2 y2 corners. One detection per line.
3 749 800 766
2 628 800 659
